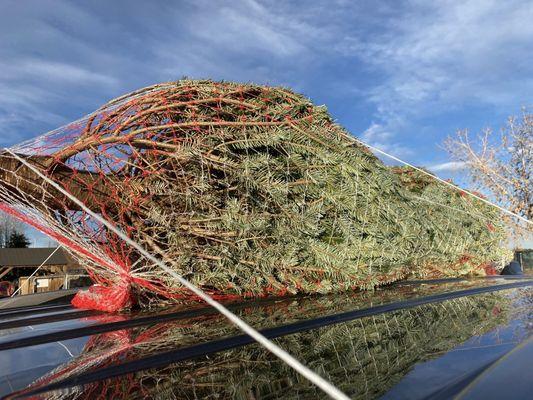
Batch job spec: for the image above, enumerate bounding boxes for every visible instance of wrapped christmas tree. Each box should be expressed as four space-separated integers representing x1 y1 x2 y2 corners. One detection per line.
0 80 510 311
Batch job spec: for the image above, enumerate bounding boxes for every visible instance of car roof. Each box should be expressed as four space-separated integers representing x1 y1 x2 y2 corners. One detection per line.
1 275 531 399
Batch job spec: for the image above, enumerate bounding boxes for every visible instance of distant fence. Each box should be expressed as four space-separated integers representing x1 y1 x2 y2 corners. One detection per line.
17 273 90 295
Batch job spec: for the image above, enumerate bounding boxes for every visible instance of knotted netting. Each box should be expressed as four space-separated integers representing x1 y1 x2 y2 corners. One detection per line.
0 80 511 311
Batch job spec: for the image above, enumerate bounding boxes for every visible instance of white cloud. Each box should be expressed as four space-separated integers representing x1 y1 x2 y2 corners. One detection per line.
0 60 116 125
188 1 307 57
360 122 413 159
349 0 533 119
361 122 393 143
428 161 468 172
15 60 117 86
154 0 328 84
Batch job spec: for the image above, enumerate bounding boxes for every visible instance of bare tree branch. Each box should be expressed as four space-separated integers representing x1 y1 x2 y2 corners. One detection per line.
444 110 532 241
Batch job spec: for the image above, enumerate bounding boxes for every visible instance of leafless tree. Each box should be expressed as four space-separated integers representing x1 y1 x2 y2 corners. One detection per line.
444 110 532 240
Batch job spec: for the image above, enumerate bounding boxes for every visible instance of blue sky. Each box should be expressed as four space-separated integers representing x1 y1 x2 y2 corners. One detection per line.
0 0 532 245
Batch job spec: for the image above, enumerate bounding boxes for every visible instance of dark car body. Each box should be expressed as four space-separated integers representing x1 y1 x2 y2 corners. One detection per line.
0 276 531 399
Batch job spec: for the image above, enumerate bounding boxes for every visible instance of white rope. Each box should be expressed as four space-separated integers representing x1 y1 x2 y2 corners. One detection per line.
351 138 532 227
10 245 63 297
5 148 350 400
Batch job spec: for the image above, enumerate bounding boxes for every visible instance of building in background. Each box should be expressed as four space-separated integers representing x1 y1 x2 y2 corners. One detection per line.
0 248 88 296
